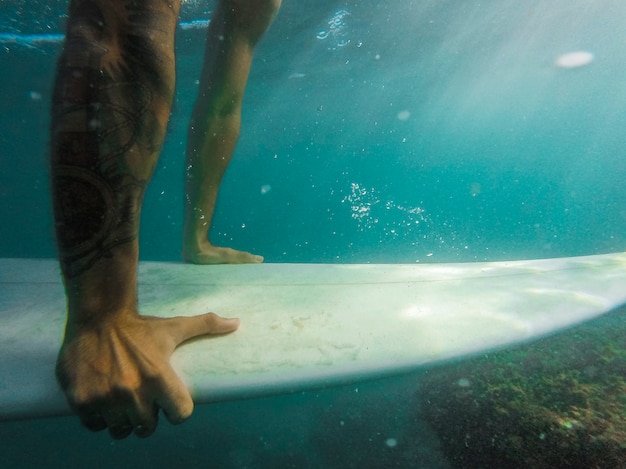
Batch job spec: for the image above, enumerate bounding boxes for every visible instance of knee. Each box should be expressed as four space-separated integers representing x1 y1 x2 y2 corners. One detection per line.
258 0 282 16
61 1 177 84
226 0 281 16
61 1 121 69
224 0 282 43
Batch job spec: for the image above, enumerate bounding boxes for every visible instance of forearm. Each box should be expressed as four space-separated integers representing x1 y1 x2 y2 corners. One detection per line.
51 0 180 322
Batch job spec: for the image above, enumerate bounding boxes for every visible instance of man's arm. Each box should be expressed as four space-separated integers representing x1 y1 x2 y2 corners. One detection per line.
51 0 238 439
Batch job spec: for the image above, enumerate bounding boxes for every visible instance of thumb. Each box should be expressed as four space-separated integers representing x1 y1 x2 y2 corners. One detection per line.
163 312 240 346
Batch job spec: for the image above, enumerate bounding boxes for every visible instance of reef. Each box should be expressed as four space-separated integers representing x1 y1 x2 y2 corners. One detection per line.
418 306 626 468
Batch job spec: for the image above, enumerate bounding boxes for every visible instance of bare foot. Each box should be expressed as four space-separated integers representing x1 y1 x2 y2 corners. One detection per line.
183 243 263 265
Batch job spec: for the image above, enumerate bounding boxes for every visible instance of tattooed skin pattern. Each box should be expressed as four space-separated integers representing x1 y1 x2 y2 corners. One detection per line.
50 0 175 278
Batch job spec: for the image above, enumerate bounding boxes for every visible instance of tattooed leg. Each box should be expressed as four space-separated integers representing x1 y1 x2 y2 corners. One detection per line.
51 0 178 313
50 0 240 440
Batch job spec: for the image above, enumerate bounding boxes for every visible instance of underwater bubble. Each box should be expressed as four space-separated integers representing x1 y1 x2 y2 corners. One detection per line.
385 438 398 448
470 182 482 197
317 8 351 48
457 378 471 387
260 184 272 195
555 51 594 69
179 19 210 30
397 110 411 121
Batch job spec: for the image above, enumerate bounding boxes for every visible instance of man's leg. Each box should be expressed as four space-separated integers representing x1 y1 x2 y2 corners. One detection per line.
51 0 176 285
182 0 281 264
51 0 238 439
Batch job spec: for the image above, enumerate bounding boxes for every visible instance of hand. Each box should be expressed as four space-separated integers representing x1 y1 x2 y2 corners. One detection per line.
56 311 240 439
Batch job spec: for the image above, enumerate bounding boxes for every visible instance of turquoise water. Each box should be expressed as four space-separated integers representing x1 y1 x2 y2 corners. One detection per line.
2 0 626 263
1 0 626 467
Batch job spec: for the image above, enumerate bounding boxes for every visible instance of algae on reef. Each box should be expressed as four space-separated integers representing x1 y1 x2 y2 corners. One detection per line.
418 306 626 469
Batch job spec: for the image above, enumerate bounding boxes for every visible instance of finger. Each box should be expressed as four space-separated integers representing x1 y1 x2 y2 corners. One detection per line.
104 412 133 440
128 400 159 438
78 411 107 432
74 399 109 432
102 400 133 440
154 367 195 425
165 312 240 345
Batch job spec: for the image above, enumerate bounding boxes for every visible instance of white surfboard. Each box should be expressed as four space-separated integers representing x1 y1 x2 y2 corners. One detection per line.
1 253 626 421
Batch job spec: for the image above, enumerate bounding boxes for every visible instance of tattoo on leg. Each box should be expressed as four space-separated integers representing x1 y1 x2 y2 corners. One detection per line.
52 166 141 278
50 4 168 278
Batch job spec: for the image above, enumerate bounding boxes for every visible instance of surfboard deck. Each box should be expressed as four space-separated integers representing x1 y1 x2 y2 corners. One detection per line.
1 253 626 421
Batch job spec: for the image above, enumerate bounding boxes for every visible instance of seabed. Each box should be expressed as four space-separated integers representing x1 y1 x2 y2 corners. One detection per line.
418 305 626 468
